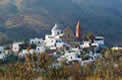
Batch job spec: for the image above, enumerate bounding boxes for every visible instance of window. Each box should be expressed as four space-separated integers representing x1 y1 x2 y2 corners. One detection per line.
61 31 63 34
32 41 34 44
51 40 53 43
77 55 81 58
56 39 62 43
57 32 60 35
68 34 70 38
38 41 40 44
56 40 58 43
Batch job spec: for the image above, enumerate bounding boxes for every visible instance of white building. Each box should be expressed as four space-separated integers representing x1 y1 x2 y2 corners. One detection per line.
81 52 102 66
12 42 24 53
112 46 122 50
0 53 8 62
36 46 46 53
58 49 81 62
51 24 63 36
91 42 99 47
18 49 35 58
80 36 104 49
94 36 104 45
18 46 46 58
0 46 4 53
45 38 65 49
45 24 63 40
45 24 65 49
80 41 90 48
65 53 81 62
30 38 43 45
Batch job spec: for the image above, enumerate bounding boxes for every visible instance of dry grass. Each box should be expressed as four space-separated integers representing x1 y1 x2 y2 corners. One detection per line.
0 51 121 80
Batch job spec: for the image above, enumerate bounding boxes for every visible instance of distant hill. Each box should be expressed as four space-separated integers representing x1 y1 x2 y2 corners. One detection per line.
0 0 122 45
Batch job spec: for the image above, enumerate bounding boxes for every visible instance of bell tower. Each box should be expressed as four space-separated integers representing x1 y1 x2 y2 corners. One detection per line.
75 21 82 41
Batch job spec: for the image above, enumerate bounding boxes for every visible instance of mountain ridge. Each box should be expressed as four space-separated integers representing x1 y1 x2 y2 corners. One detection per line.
0 0 122 45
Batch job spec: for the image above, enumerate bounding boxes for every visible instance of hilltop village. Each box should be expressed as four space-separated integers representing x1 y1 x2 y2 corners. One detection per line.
0 21 121 65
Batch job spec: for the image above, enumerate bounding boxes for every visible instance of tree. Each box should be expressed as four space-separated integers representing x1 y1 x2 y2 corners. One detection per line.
82 32 95 41
0 32 8 45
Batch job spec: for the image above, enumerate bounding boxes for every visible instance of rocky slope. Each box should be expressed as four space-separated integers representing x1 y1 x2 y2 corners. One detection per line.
0 0 122 45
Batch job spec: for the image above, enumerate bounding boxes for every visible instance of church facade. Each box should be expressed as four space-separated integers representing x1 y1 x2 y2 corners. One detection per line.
61 26 76 45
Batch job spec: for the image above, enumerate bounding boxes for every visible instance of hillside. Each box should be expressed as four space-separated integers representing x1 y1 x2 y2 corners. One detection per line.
0 0 122 45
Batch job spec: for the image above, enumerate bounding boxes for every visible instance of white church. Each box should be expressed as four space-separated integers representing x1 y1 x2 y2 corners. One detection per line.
44 24 66 49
